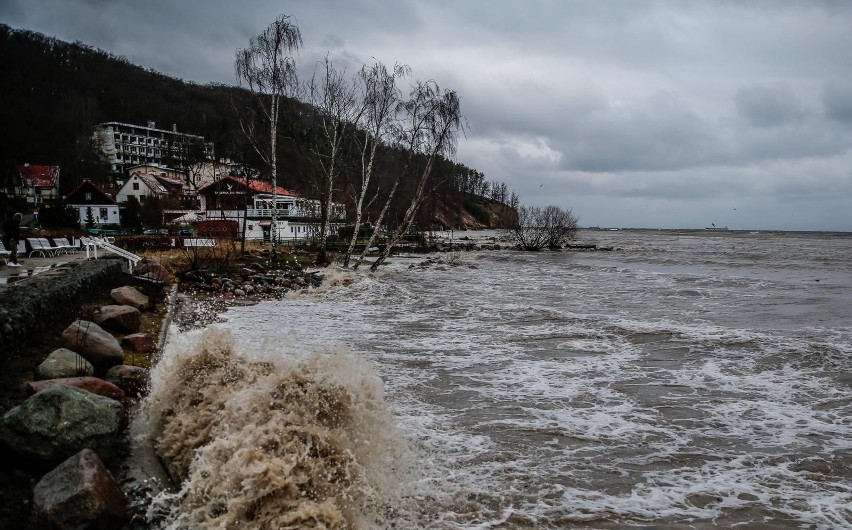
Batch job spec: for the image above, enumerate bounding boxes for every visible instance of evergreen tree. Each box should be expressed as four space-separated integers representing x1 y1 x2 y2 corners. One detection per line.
84 206 95 228
121 196 142 231
140 196 163 227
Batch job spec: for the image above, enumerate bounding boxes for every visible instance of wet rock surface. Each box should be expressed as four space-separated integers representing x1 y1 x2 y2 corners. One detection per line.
0 260 124 357
35 348 94 380
32 448 127 529
60 320 124 368
26 377 126 407
94 305 142 333
180 267 324 300
105 365 149 398
110 285 150 310
0 386 123 466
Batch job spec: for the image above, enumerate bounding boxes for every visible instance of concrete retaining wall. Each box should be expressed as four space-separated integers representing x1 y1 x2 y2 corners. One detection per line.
0 260 125 357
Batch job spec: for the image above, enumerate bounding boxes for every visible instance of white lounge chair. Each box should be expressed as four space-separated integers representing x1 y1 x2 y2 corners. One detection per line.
0 240 11 263
51 237 76 254
27 238 55 257
38 238 67 256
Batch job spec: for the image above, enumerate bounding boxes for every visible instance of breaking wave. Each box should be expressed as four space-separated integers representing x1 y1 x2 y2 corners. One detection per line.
141 328 409 529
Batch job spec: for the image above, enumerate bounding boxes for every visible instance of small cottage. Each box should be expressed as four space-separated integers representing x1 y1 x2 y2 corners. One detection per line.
65 179 120 227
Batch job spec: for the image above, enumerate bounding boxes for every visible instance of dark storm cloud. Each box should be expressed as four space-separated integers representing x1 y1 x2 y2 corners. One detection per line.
2 0 851 230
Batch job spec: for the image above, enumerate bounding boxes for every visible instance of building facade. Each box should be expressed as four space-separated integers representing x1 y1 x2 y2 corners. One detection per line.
94 121 213 175
65 179 120 227
197 176 345 242
15 164 60 205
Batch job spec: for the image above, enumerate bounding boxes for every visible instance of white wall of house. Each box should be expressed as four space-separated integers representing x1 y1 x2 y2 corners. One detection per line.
69 204 121 227
116 174 155 203
199 192 345 242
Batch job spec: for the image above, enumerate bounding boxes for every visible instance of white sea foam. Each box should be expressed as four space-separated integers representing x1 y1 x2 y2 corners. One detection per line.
144 231 852 528
140 328 414 529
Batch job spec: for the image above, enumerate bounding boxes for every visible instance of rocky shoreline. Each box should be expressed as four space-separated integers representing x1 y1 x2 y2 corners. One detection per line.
0 253 329 529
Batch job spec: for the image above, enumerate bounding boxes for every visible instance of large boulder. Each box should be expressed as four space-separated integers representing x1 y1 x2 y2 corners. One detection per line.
35 348 94 381
104 365 149 398
32 449 126 529
134 260 170 282
94 305 141 333
110 285 149 310
60 320 123 368
0 386 123 466
26 377 126 406
122 332 155 353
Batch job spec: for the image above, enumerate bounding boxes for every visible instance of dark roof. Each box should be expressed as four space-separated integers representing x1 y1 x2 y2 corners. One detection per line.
65 179 117 205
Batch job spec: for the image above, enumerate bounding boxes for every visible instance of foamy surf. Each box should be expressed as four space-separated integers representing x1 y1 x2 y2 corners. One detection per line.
139 328 410 529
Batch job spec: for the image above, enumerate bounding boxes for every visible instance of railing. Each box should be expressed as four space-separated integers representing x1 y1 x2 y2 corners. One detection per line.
245 208 346 220
245 208 310 218
81 237 141 272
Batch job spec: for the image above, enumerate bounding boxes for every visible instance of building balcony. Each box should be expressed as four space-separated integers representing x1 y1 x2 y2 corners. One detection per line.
246 208 312 219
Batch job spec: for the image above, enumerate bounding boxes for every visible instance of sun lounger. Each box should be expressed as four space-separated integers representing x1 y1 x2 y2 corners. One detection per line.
51 237 76 254
0 240 11 263
27 238 56 257
38 238 68 256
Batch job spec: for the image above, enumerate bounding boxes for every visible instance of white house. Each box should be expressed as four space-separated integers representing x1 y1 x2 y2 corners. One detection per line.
196 175 345 242
116 173 169 203
64 179 120 227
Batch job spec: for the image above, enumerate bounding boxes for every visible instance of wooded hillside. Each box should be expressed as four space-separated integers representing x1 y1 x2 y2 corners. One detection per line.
0 24 517 229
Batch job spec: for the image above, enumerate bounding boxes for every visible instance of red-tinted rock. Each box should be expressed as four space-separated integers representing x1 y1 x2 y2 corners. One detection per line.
110 285 150 310
122 332 155 353
94 305 141 333
26 376 126 404
134 260 170 282
32 449 126 529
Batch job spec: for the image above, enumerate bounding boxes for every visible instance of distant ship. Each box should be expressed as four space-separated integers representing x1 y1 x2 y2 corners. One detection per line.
705 224 728 231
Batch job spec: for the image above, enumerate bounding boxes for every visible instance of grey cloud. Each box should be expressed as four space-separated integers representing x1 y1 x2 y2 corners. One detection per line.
735 84 805 128
556 92 724 173
3 0 852 230
821 81 852 123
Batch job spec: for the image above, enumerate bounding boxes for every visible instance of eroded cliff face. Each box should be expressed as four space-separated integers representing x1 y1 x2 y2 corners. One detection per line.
429 195 518 230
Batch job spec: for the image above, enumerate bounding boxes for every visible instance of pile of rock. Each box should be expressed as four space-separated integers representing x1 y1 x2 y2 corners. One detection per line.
432 241 505 252
0 285 153 528
180 264 324 299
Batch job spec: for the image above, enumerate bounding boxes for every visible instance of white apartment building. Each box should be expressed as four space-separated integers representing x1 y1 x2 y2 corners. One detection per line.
94 121 213 175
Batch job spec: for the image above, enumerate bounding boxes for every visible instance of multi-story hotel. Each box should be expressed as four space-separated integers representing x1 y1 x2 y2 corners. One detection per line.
94 121 213 175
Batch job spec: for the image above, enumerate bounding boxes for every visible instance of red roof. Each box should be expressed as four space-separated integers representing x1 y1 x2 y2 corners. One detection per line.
198 175 293 196
232 177 293 196
18 164 59 188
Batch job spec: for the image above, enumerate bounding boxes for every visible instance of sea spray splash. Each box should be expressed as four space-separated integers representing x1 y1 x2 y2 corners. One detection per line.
141 328 410 529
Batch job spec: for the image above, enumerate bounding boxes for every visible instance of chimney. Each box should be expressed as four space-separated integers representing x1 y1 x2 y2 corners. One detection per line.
148 120 156 129
172 124 177 132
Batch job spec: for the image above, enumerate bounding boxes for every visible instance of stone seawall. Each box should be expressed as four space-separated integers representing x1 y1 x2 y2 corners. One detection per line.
0 260 125 357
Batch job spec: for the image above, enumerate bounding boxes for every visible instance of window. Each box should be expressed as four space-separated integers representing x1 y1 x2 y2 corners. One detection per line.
85 192 92 201
132 183 140 191
99 208 108 220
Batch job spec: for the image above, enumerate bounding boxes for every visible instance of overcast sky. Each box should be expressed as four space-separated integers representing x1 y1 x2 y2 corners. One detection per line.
3 0 851 231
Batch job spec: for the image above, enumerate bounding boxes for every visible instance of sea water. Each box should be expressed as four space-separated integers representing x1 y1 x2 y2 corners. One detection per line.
144 230 852 529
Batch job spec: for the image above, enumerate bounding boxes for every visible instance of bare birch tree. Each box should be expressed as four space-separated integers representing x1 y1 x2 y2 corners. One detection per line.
340 62 409 268
300 55 361 265
354 81 463 272
234 15 301 256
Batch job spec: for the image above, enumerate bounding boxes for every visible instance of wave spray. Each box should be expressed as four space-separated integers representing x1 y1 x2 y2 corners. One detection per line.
140 328 408 529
